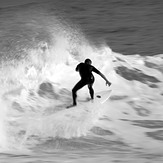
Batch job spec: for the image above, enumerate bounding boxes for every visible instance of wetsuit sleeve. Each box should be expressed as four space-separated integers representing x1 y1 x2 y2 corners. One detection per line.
92 66 100 74
76 63 81 71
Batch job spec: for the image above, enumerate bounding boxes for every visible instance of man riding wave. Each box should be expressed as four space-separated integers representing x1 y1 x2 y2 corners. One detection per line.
70 58 111 107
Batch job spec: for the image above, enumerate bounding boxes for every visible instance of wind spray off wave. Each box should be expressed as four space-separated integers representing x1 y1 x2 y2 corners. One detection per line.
0 6 114 151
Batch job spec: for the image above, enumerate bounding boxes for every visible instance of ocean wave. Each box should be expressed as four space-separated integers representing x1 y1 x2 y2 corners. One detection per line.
0 2 163 154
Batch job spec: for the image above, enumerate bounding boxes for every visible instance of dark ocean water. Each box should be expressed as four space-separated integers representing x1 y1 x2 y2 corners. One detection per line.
1 0 163 56
45 0 163 56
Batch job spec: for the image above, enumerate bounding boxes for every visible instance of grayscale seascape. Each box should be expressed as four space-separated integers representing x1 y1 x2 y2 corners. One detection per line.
0 0 163 162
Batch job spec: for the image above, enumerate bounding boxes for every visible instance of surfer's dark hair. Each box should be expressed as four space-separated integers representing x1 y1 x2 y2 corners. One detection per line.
85 58 92 64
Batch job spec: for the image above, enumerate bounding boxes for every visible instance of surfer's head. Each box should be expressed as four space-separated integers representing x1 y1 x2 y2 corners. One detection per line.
85 58 92 65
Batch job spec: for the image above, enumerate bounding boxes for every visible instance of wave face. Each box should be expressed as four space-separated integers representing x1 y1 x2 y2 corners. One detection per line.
0 1 163 162
0 2 114 151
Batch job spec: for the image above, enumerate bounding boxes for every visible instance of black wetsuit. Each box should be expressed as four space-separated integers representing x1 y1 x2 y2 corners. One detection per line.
72 62 100 105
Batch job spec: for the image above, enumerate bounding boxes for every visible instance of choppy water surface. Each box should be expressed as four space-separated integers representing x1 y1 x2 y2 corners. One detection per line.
50 0 163 56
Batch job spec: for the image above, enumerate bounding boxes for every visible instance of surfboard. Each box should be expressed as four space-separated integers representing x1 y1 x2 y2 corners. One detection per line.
66 90 112 109
96 89 112 104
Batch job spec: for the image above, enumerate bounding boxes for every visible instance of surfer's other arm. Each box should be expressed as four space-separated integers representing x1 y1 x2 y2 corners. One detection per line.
93 67 111 86
98 71 111 86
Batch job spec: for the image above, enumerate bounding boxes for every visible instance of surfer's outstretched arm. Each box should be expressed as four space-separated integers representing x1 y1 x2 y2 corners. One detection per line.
98 71 111 86
92 66 111 86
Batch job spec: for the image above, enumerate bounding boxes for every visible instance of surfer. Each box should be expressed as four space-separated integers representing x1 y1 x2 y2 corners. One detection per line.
71 58 111 107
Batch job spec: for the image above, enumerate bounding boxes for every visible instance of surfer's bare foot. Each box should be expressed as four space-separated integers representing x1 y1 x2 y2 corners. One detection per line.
86 97 92 101
90 99 94 103
66 104 76 109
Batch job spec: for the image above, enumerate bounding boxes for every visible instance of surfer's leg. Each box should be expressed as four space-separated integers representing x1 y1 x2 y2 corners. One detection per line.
88 77 94 100
72 80 86 105
88 83 94 99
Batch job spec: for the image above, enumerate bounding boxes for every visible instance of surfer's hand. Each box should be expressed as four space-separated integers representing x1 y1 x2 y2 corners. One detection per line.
106 81 111 86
